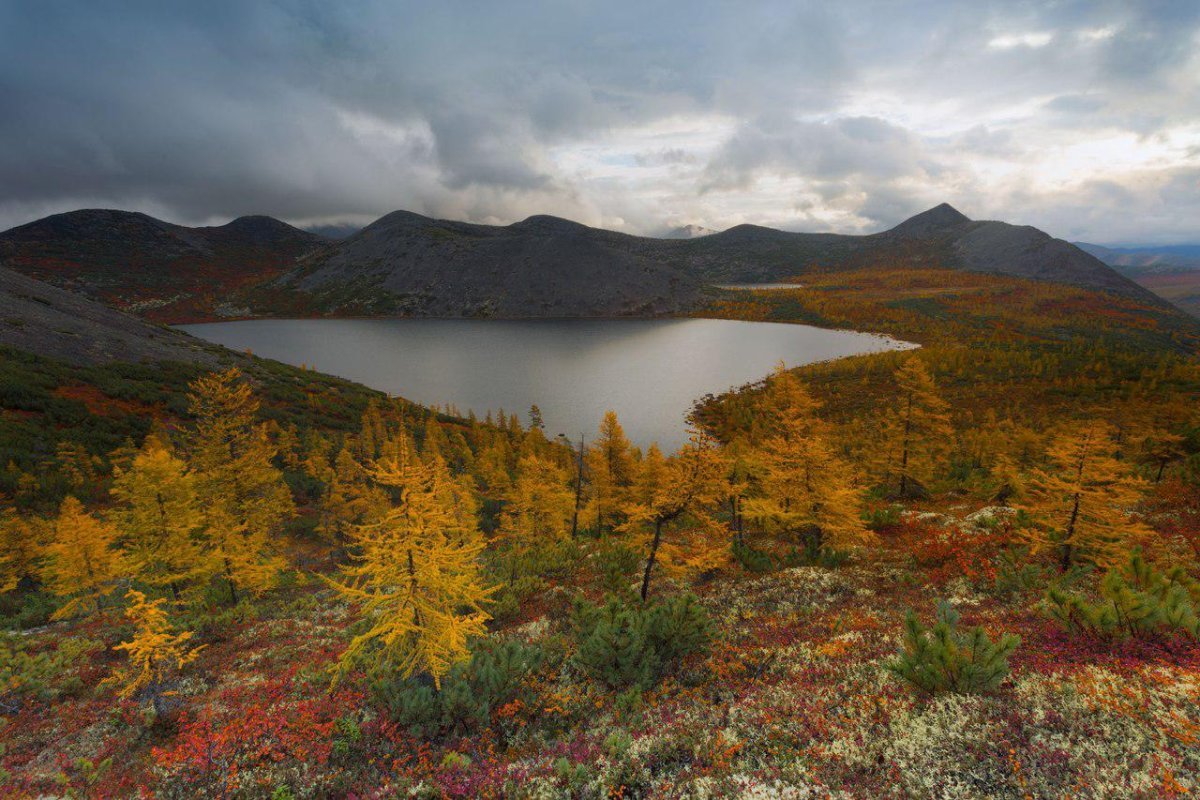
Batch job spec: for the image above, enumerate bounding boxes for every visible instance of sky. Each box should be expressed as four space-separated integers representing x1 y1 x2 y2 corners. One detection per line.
1 1 1198 244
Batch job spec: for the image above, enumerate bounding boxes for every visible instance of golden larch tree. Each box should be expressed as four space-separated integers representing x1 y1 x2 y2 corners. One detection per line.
1022 421 1151 570
876 356 953 498
186 367 294 602
587 410 636 534
428 450 482 543
1135 429 1188 483
497 452 575 579
722 436 757 547
474 440 514 515
316 445 381 557
110 434 205 600
744 368 866 552
621 431 726 601
329 437 493 686
41 496 123 619
0 510 41 593
108 589 204 711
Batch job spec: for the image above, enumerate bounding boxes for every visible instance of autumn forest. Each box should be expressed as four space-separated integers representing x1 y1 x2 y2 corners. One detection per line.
1 259 1199 797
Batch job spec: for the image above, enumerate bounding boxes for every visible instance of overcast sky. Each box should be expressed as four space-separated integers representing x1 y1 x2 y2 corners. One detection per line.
1 1 1198 244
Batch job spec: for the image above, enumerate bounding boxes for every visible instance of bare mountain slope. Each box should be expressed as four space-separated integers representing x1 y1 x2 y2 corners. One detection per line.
680 203 1164 304
280 211 705 317
282 202 1162 314
0 203 1169 321
0 209 326 320
0 264 220 366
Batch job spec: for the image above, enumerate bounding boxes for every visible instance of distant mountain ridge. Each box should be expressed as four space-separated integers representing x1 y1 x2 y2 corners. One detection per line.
1074 242 1200 273
0 209 326 321
1077 241 1200 318
0 203 1169 320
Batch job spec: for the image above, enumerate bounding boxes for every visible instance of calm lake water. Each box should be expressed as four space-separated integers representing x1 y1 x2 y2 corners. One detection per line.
715 283 805 290
180 318 912 450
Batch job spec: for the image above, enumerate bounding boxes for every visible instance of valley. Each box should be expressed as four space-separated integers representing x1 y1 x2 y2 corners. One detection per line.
1 205 1199 798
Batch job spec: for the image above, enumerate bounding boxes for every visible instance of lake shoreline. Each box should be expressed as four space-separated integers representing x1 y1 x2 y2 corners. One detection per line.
179 317 914 450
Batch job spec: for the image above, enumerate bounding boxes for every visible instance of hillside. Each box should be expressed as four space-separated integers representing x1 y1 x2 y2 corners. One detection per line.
0 268 483 515
677 204 1163 304
1076 242 1200 318
275 211 707 317
5 253 1200 797
0 204 1177 321
0 210 326 321
0 264 221 367
276 203 1166 318
3 225 1200 798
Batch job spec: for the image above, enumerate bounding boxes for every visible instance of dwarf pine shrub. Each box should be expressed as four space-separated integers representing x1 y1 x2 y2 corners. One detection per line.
571 593 710 690
487 575 546 624
887 600 1019 695
572 600 659 690
596 537 642 595
732 541 774 573
864 504 904 531
372 638 543 736
0 633 101 710
993 549 1047 596
1045 551 1199 643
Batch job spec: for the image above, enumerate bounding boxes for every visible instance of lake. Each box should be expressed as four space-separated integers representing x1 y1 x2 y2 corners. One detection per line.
715 283 804 290
180 318 913 450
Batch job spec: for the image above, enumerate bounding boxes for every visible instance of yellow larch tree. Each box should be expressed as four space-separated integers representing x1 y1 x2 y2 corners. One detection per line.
1021 421 1151 570
108 589 204 710
722 436 757 547
744 368 866 552
474 440 514 515
186 367 294 602
587 410 636 534
354 400 388 461
428 450 482 544
329 437 493 686
621 431 727 601
316 445 381 557
0 509 40 593
300 429 334 485
1135 429 1188 483
497 452 575 580
41 496 123 619
54 442 104 503
876 356 953 498
272 421 303 472
627 443 668 508
110 434 205 600
421 416 450 462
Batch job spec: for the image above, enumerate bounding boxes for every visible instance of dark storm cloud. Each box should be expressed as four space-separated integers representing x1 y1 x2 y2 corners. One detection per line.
702 116 927 192
0 0 1198 242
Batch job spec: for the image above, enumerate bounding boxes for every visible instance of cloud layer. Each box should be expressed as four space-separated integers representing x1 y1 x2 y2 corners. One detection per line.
1 0 1198 243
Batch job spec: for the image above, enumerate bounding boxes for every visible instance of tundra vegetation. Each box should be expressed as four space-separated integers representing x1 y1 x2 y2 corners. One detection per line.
1 266 1200 797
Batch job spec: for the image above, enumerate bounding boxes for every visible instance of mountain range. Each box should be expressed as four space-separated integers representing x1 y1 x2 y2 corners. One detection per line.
1074 242 1200 318
1075 242 1200 272
0 203 1178 321
0 210 323 321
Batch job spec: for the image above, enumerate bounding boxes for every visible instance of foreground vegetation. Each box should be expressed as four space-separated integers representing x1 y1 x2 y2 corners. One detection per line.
2 267 1199 797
